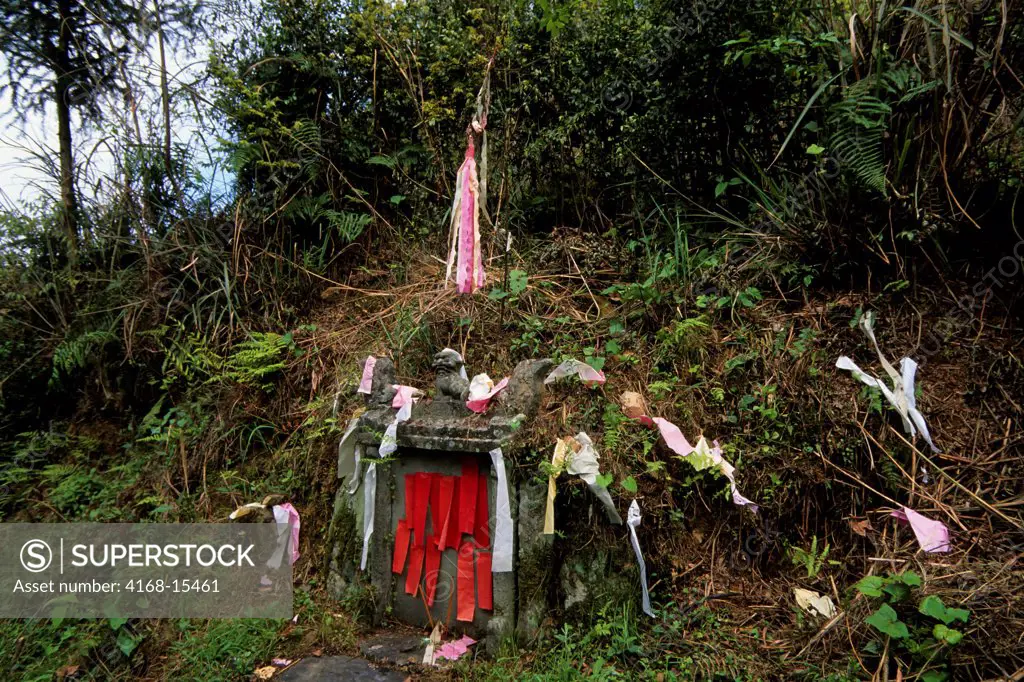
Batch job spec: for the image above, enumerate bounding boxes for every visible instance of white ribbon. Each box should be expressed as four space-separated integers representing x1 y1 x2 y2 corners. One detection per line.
836 312 939 452
267 505 291 570
627 500 654 617
489 447 514 573
360 462 377 571
337 417 360 481
346 445 363 496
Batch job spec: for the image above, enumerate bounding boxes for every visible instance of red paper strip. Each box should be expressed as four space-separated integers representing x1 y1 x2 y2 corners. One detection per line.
476 550 493 610
425 535 441 607
445 477 462 549
412 472 432 547
436 476 456 550
405 545 425 596
392 518 411 575
429 473 442 536
404 474 416 526
456 541 475 622
459 458 478 535
474 471 490 548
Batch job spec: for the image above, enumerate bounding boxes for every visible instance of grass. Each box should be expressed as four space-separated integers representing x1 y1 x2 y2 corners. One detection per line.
1 226 1023 679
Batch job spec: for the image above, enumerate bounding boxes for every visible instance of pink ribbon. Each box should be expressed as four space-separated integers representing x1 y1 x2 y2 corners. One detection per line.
276 503 301 565
357 356 376 394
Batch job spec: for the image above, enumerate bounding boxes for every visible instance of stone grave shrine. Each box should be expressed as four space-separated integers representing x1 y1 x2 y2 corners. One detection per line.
328 351 555 650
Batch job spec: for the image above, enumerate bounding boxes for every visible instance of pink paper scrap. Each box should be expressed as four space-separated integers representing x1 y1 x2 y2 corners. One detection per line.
651 417 695 457
434 634 476 662
467 377 509 413
357 356 376 394
393 385 420 409
891 506 951 553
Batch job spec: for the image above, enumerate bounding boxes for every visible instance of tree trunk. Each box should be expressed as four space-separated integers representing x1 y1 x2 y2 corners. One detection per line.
55 0 79 265
155 0 183 202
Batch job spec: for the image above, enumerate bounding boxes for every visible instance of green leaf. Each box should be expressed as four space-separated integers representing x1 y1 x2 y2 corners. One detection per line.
920 671 949 682
116 629 142 657
715 181 729 197
620 476 638 493
606 340 621 355
509 270 528 295
865 603 909 639
919 595 949 622
882 581 911 602
933 623 963 645
945 606 970 624
919 595 969 624
488 288 508 301
595 473 613 488
609 320 625 335
897 571 922 587
367 155 396 168
389 194 406 205
806 143 825 155
108 617 128 630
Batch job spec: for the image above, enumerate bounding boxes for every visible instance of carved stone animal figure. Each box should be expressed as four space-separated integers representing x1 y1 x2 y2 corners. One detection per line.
432 349 469 401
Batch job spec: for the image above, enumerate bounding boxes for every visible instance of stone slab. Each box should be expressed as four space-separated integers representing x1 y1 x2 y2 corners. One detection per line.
275 656 407 682
359 631 426 666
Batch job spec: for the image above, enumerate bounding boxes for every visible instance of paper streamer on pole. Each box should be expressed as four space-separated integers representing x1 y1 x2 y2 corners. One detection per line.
446 138 485 295
360 462 377 571
488 448 514 572
627 500 654 617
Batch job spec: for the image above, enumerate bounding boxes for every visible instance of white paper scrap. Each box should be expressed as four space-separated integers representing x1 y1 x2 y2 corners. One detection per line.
794 588 837 618
544 358 606 386
567 432 622 525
